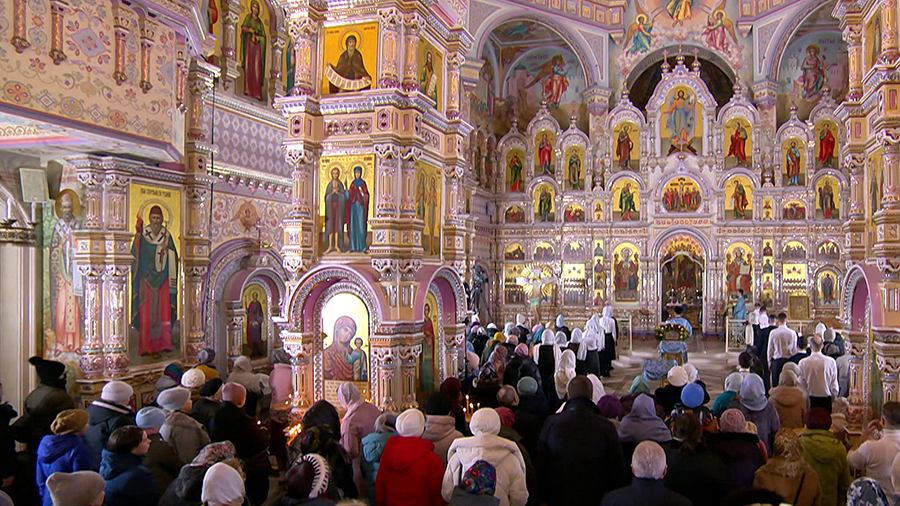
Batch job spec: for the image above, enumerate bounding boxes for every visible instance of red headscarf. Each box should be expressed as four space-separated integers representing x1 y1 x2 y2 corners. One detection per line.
440 377 462 415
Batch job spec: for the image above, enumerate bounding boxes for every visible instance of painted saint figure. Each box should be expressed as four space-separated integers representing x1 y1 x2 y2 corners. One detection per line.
246 292 265 357
324 167 347 254
821 273 835 303
615 248 639 294
664 89 697 154
526 54 569 106
568 151 582 190
426 175 438 255
538 133 553 175
819 180 836 218
323 315 357 381
666 0 693 25
800 45 827 101
50 191 82 355
240 0 266 100
131 205 178 356
420 51 438 102
346 166 369 252
702 8 738 53
616 125 634 169
509 152 523 192
420 303 435 392
538 188 552 222
329 35 371 93
785 141 802 185
415 172 426 219
619 182 637 220
731 179 748 218
624 10 653 55
818 127 836 167
348 337 368 381
725 248 752 296
727 122 748 165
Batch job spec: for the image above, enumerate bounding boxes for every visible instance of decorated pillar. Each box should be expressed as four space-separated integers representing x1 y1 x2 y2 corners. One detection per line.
73 163 105 376
445 50 463 120
399 343 422 409
279 145 318 281
286 12 321 96
49 0 68 64
401 13 422 92
138 15 156 92
874 139 900 325
0 221 39 412
879 0 899 64
751 80 779 185
112 4 130 85
843 23 863 100
443 322 465 382
847 333 869 427
376 143 402 218
377 7 402 88
371 346 398 411
269 35 287 100
281 330 313 408
101 167 131 375
226 302 246 364
877 345 900 404
219 0 242 90
10 0 29 52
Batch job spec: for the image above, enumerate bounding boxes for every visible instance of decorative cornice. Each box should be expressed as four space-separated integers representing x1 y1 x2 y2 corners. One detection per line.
0 226 37 244
211 93 288 128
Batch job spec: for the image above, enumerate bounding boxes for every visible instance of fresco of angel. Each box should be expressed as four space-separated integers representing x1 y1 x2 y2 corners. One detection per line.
702 0 738 53
623 2 653 55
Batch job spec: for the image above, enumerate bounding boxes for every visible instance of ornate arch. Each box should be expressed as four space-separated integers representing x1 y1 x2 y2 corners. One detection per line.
427 266 467 323
623 45 737 92
606 171 646 191
652 169 714 199
288 266 383 333
426 283 447 384
765 0 835 82
718 168 761 189
651 227 713 260
842 265 870 331
811 169 850 191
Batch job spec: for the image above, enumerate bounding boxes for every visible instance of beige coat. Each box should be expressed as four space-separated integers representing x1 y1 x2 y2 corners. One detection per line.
159 410 210 463
754 459 822 506
422 415 463 465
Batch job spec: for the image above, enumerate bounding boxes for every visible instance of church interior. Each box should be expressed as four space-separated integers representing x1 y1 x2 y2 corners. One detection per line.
0 0 898 497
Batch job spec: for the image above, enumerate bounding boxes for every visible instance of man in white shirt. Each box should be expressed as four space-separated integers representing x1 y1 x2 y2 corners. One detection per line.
758 305 770 329
767 312 797 388
849 402 900 499
798 335 839 411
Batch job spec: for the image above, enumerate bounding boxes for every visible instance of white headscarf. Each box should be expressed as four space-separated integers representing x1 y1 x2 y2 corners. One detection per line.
815 323 827 337
683 363 699 383
554 350 576 398
585 314 603 352
337 382 362 409
587 374 605 403
571 328 588 361
503 322 515 336
599 305 617 342
516 313 526 326
570 328 583 344
536 330 562 367
201 462 245 506
556 314 565 328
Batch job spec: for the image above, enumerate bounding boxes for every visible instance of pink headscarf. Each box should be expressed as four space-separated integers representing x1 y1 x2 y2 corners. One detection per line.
495 407 516 427
514 343 529 357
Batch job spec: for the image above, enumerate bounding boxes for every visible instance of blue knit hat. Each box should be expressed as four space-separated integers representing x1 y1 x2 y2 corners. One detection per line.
136 406 166 429
680 382 705 409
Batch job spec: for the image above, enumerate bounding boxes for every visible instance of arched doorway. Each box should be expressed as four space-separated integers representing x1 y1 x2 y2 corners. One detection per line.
657 234 706 333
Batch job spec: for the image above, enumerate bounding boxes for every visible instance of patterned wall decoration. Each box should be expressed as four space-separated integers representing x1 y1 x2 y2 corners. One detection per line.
208 107 291 177
0 0 177 144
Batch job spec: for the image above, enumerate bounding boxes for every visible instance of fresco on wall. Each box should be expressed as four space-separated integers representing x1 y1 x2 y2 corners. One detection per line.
612 178 640 221
506 149 526 192
777 31 848 123
724 117 752 169
418 38 442 109
504 264 525 304
593 201 604 221
783 138 806 186
319 155 375 254
534 242 555 261
867 13 882 71
815 176 840 219
724 242 752 298
564 146 584 190
241 284 267 358
416 162 442 255
505 205 525 223
505 243 525 260
725 175 752 220
817 240 840 260
613 242 640 302
661 85 701 155
817 270 839 307
762 198 774 220
534 183 556 222
129 183 182 363
285 36 295 92
43 189 84 360
321 293 370 407
564 204 585 222
662 177 701 212
322 22 377 94
783 241 807 260
420 291 439 394
238 0 269 101
502 47 587 132
563 241 584 261
562 264 586 305
816 120 839 169
613 122 639 171
592 240 607 305
784 200 807 220
534 131 556 176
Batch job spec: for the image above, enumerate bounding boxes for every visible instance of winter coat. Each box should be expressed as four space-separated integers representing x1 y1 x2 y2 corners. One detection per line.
753 458 822 506
208 401 271 505
99 450 160 506
227 357 268 394
513 395 549 458
375 436 444 506
497 425 540 506
422 415 463 465
443 432 528 506
187 398 220 430
600 478 692 506
537 397 627 505
653 384 684 415
0 403 17 484
712 391 737 417
340 400 381 498
729 397 782 456
160 464 208 506
13 384 75 449
361 431 393 506
800 429 851 506
160 410 210 463
503 356 541 393
35 433 93 506
705 431 768 489
663 440 730 506
85 401 135 468
769 385 808 429
144 433 184 497
269 363 293 408
194 364 218 382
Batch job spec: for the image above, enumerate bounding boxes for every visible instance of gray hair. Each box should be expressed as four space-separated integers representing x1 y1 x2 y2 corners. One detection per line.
809 335 824 352
631 441 667 479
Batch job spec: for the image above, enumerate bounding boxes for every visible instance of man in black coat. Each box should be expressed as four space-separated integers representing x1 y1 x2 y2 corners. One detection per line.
85 380 135 468
752 324 775 392
537 376 626 505
601 441 691 506
188 378 222 430
209 382 270 505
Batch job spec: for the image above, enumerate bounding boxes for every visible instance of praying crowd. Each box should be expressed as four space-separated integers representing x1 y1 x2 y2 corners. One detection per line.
0 307 894 506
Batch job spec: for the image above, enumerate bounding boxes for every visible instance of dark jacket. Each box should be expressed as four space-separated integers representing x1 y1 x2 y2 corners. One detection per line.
268 495 335 506
208 401 270 505
144 433 184 497
13 384 75 449
36 433 93 506
600 478 692 506
537 397 627 505
513 395 548 459
504 356 541 394
187 398 220 429
0 402 17 483
705 431 767 489
516 325 531 344
85 400 135 468
653 384 685 415
99 450 160 506
160 464 207 506
375 436 444 506
664 440 729 506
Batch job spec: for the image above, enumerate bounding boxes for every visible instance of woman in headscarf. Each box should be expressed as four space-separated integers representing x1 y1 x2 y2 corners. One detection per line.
536 330 561 407
705 409 767 489
568 328 587 375
630 375 651 395
472 347 507 409
529 325 545 356
583 315 603 377
504 343 541 398
337 383 381 498
439 378 467 435
554 315 571 343
195 349 218 381
746 311 758 346
481 331 504 367
554 349 576 401
730 374 781 457
586 374 605 404
598 306 618 377
655 366 689 415
753 429 822 506
712 372 743 417
360 413 396 505
847 477 891 506
617 393 672 444
768 370 807 429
